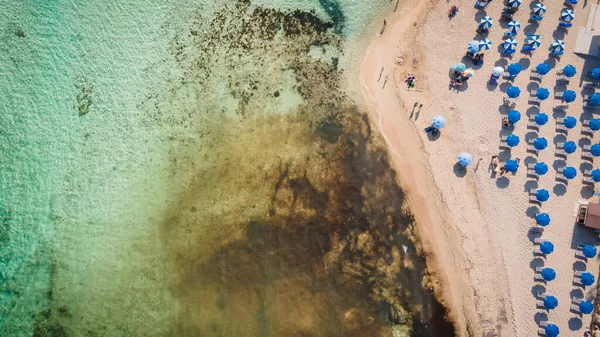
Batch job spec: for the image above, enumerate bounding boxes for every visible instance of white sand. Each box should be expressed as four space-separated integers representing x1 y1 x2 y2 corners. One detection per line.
361 0 600 335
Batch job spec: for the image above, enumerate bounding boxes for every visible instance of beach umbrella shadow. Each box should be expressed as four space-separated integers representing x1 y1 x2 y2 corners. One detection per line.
534 312 548 325
426 131 441 141
496 176 510 188
531 284 546 298
453 162 467 177
581 186 594 198
553 183 567 196
568 317 582 330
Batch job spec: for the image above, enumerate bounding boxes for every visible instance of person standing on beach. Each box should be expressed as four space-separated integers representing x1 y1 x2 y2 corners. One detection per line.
381 18 387 34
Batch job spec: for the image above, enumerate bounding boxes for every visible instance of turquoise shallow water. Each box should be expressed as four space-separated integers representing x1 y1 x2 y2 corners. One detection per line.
0 1 455 336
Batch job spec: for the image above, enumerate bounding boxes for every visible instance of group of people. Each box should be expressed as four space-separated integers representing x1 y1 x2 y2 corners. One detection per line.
465 52 485 65
491 155 520 176
448 5 459 18
488 72 501 85
405 73 417 88
449 70 468 87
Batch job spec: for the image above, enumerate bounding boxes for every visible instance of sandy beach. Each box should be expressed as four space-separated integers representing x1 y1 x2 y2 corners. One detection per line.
361 0 600 335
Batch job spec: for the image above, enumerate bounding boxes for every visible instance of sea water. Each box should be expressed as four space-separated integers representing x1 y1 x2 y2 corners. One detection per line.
0 1 455 336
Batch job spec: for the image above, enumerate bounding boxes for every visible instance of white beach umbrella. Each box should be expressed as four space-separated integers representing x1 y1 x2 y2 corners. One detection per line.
480 16 493 29
479 39 492 51
526 34 541 49
561 9 575 22
507 0 522 7
551 39 565 53
507 20 521 34
533 3 547 16
503 38 518 51
492 66 504 77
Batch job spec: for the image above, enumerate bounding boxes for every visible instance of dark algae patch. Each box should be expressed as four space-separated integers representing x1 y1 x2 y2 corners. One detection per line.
25 0 456 336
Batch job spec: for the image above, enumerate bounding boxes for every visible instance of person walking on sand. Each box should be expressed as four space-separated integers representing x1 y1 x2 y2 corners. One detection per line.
381 18 387 34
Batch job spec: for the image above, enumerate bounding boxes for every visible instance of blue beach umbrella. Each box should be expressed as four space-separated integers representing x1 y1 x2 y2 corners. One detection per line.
507 86 521 98
508 110 521 123
593 68 600 80
590 94 600 107
536 63 550 75
590 118 600 130
533 3 547 15
526 34 541 48
541 267 556 280
545 324 559 337
564 141 577 154
581 272 595 286
563 64 576 77
480 16 493 29
503 38 518 51
431 115 446 129
541 267 556 281
540 241 554 254
563 90 576 103
479 38 492 51
536 189 550 202
535 113 549 125
505 159 519 173
536 212 551 226
580 300 594 314
561 9 575 22
533 137 548 150
506 134 520 147
508 0 522 7
563 116 577 129
534 162 548 175
536 88 550 100
583 245 597 258
592 169 600 182
563 166 577 179
458 152 473 167
591 144 600 156
467 40 480 53
551 40 565 54
508 63 522 76
543 295 558 309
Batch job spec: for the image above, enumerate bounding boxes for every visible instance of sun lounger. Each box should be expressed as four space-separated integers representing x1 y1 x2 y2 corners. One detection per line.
502 49 516 55
540 321 549 327
556 119 569 133
529 226 544 233
574 277 585 286
527 163 540 178
551 51 564 56
571 304 581 313
536 300 545 307
583 144 592 152
504 31 517 37
537 293 548 299
530 189 540 202
555 91 564 99
565 0 578 5
475 1 489 7
575 270 585 276
574 297 582 304
534 237 546 244
556 75 570 83
522 45 535 51
555 142 567 156
527 142 540 154
527 120 540 131
559 22 573 28
534 248 550 255
530 15 544 21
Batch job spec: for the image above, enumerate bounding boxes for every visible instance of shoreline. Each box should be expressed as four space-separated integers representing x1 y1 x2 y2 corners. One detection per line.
358 1 478 336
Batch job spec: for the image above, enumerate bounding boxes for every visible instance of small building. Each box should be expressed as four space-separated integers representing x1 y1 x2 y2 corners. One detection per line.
575 4 600 57
577 203 600 229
